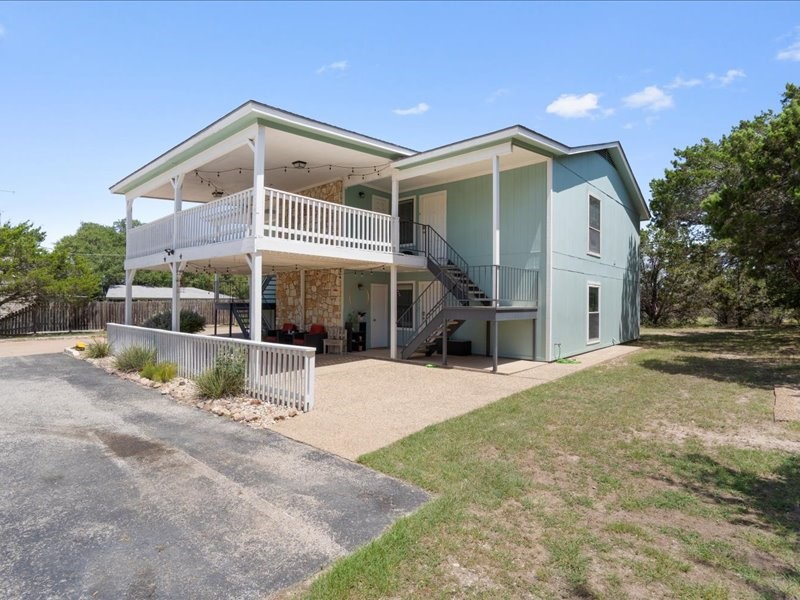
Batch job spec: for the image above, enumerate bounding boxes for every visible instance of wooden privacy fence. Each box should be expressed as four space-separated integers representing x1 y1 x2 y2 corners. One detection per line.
107 324 316 411
0 300 231 337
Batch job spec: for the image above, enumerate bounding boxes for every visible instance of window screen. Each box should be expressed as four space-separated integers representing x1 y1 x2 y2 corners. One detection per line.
588 285 600 341
589 196 601 255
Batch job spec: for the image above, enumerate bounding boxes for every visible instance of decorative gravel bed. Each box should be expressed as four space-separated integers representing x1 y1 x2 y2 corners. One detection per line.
72 352 298 428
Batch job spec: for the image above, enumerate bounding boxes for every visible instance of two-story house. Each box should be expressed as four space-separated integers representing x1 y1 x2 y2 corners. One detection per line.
111 101 649 370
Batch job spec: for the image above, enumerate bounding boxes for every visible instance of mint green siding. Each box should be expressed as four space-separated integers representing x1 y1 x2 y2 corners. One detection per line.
343 155 640 361
345 164 547 360
551 154 640 359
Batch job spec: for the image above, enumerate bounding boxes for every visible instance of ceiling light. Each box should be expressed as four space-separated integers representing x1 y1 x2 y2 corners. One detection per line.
292 160 307 169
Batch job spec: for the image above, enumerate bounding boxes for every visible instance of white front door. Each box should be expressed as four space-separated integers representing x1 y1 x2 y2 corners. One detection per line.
419 191 447 239
370 283 388 348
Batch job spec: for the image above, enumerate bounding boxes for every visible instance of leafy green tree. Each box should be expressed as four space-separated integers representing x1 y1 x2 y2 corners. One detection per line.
639 227 706 325
704 83 800 285
0 221 50 310
53 222 127 294
42 248 100 303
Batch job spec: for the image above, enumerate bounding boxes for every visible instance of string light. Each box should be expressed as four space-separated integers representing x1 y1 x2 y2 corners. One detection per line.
193 160 391 179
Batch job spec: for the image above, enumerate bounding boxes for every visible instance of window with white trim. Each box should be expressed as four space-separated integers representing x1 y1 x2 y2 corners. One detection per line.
588 195 601 255
588 284 600 343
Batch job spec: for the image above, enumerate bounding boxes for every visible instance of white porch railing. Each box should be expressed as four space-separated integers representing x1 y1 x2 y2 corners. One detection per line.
176 188 254 248
127 213 174 259
107 323 316 411
265 187 394 253
126 186 396 261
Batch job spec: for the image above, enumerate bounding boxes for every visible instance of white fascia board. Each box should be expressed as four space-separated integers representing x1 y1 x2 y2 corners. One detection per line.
112 103 257 194
124 125 257 201
113 101 416 196
249 103 416 158
394 141 513 181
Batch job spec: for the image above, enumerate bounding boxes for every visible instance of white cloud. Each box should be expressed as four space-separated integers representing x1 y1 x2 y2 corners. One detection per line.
393 102 430 116
706 69 745 86
622 122 636 130
777 40 800 61
666 76 703 89
623 85 674 111
486 88 511 103
545 93 602 118
718 68 745 86
775 27 800 62
316 60 348 74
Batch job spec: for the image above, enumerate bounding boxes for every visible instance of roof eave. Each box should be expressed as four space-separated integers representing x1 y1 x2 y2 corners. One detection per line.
110 101 417 195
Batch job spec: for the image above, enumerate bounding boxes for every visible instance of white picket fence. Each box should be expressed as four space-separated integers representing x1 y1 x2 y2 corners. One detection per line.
107 323 316 411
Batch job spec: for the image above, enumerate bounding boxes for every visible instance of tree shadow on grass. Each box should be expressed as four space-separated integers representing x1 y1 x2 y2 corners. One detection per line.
637 328 800 358
638 354 799 390
662 451 800 598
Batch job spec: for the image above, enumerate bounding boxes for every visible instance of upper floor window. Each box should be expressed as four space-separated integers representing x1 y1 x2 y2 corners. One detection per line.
588 195 601 256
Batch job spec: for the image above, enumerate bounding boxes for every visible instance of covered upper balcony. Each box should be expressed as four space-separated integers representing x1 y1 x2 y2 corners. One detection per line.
111 101 424 274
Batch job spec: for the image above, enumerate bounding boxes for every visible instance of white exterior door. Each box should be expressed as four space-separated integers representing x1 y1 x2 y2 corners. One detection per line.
419 191 447 239
370 283 388 348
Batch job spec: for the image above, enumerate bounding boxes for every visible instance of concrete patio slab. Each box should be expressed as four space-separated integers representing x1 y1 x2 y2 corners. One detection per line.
274 344 640 460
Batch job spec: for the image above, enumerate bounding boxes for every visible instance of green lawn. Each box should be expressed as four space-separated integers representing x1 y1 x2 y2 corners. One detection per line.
294 328 800 599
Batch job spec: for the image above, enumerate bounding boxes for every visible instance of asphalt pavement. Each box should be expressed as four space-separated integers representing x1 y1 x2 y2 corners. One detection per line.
0 353 429 599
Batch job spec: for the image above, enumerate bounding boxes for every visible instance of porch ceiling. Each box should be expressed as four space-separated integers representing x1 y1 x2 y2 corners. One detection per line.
362 145 548 193
139 127 398 204
145 251 425 277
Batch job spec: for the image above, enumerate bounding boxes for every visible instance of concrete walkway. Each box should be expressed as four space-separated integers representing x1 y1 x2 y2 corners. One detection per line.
0 333 101 358
273 344 640 460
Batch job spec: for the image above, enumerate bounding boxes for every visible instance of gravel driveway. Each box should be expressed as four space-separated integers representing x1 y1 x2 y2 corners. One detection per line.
0 354 429 599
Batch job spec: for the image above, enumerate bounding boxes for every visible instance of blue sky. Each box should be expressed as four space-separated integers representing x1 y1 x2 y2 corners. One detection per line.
1 1 798 245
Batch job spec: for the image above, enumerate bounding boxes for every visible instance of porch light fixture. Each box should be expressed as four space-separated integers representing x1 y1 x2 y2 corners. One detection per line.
211 190 224 198
291 160 307 169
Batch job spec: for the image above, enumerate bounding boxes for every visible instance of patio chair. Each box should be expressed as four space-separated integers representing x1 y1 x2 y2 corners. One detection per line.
266 322 297 344
323 325 346 354
293 323 327 353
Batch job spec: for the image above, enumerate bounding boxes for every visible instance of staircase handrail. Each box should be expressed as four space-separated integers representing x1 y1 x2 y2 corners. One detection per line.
396 280 459 348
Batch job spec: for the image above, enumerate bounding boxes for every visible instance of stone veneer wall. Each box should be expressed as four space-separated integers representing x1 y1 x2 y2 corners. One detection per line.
275 180 344 328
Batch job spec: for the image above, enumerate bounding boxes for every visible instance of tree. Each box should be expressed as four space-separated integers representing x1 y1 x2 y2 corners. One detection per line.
704 84 800 285
0 221 50 311
53 222 128 294
639 226 706 325
42 248 100 304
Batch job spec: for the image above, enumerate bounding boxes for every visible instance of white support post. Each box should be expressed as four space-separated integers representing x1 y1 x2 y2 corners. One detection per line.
391 175 400 253
249 253 263 341
252 125 266 237
171 174 184 249
389 265 397 359
491 154 500 305
545 157 554 361
171 262 182 332
125 198 134 230
124 197 135 326
124 268 136 325
299 269 306 329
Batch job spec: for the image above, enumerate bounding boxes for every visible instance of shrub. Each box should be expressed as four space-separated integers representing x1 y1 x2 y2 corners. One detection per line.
142 309 206 334
195 348 246 398
140 361 178 383
85 338 111 358
115 345 157 372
